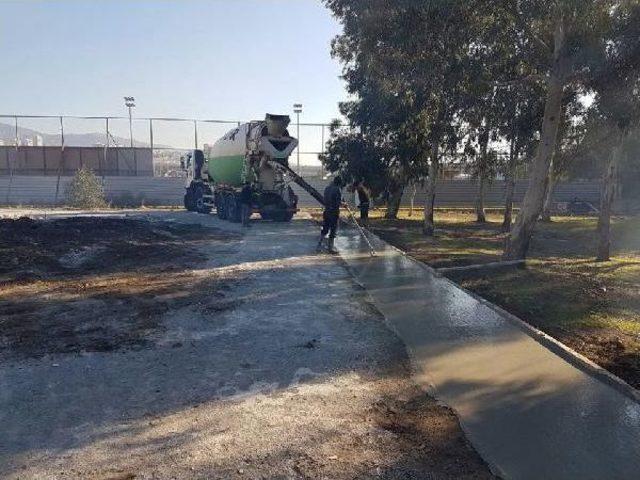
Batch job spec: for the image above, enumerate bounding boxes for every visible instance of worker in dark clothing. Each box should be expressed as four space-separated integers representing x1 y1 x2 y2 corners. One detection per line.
239 182 253 227
317 176 343 254
354 181 370 222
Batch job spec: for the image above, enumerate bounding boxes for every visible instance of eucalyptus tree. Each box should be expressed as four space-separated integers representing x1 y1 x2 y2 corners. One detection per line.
494 84 545 231
320 59 427 218
322 0 426 218
540 93 588 222
588 1 640 261
502 0 620 259
461 7 523 225
321 105 426 219
324 0 488 233
463 89 498 224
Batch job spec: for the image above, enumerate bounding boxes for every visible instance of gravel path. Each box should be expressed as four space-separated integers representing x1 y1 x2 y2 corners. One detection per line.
0 211 493 479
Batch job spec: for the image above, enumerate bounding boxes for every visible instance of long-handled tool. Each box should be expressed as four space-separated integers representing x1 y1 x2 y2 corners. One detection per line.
268 160 375 256
343 203 376 257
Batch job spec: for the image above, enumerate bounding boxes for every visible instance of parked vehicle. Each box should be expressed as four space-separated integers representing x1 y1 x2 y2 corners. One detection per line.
181 114 300 222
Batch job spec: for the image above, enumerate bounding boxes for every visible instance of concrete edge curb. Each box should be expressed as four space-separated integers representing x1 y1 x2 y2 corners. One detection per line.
351 226 640 405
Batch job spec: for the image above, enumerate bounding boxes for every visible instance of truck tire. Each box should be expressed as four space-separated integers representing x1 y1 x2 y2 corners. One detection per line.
194 184 212 214
272 210 294 222
216 194 227 220
184 189 196 211
281 211 295 222
227 194 241 223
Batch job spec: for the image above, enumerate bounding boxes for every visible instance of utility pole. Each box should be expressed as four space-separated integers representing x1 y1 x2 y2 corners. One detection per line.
124 96 136 175
293 103 302 174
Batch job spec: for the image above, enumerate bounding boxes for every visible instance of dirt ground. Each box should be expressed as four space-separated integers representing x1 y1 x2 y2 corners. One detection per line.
368 209 640 390
0 210 494 479
0 216 238 360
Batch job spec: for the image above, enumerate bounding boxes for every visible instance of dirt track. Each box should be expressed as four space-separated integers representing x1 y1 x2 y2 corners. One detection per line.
0 210 493 479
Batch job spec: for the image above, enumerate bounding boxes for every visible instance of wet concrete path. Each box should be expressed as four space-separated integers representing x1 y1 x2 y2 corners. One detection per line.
336 227 640 480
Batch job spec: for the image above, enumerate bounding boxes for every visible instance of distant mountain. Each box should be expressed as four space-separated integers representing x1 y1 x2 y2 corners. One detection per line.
0 122 168 148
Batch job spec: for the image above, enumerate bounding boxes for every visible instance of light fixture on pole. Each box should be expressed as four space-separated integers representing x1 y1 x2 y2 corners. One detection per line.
124 96 135 148
124 96 137 174
293 103 302 174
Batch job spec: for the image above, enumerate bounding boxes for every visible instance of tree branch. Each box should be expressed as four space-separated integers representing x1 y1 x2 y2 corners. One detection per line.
493 73 548 88
508 1 551 53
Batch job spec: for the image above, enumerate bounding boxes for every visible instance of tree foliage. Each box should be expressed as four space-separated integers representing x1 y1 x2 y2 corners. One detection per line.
324 0 640 255
65 167 107 209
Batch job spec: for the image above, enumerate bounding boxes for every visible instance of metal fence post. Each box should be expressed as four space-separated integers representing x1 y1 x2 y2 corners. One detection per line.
320 124 325 178
54 116 65 203
133 141 137 177
5 116 18 203
149 119 154 151
103 117 109 178
149 119 154 176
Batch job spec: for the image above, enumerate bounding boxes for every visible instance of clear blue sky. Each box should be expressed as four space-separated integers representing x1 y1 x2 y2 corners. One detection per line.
0 0 345 154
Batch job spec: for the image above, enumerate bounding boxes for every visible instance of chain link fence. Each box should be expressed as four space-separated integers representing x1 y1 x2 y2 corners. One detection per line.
0 114 604 208
0 114 330 179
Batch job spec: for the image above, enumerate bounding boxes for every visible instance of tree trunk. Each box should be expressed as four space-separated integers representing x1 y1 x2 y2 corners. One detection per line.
408 183 418 217
596 143 622 262
502 138 517 232
541 171 557 222
476 174 487 222
423 145 440 235
385 183 405 219
504 17 566 260
475 127 489 223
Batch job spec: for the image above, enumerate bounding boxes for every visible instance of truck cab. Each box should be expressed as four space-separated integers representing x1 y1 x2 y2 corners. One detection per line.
181 149 213 214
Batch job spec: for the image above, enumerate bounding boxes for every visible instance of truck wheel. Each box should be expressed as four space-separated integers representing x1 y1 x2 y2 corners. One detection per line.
184 190 196 211
194 185 212 214
216 195 227 220
227 195 241 223
272 210 294 222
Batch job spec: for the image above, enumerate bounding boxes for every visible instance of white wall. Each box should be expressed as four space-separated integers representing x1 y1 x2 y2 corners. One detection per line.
0 175 601 208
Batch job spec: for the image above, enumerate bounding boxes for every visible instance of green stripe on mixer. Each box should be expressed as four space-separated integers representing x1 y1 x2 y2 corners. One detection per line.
207 154 244 186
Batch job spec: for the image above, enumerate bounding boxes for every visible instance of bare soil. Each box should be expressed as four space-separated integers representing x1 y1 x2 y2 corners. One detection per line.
0 216 240 359
0 212 496 479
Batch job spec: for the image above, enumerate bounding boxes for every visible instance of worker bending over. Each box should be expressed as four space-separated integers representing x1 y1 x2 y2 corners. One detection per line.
317 176 343 254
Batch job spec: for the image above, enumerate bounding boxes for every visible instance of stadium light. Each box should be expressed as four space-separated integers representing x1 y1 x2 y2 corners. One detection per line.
124 96 136 148
293 103 302 173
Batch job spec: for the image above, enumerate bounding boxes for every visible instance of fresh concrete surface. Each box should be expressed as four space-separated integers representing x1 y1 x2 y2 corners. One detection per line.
337 226 640 480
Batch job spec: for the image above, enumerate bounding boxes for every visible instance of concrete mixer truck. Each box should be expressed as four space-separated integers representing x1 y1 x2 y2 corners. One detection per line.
182 114 323 222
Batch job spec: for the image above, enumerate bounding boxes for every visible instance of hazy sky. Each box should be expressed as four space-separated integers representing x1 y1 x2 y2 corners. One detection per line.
0 0 346 155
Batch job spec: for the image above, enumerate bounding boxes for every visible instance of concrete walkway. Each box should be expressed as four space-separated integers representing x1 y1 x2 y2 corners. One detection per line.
336 227 640 480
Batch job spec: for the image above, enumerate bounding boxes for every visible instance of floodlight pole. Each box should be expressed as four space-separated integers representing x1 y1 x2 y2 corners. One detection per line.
194 120 198 149
124 96 136 175
128 107 133 148
321 124 325 178
293 103 302 174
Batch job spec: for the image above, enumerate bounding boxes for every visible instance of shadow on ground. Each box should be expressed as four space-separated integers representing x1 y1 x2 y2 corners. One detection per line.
0 213 495 479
